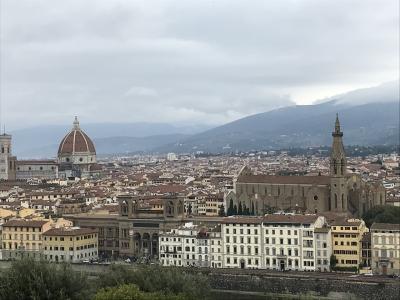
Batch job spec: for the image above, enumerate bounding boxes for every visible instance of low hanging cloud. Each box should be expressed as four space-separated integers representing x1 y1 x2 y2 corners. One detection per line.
1 0 398 129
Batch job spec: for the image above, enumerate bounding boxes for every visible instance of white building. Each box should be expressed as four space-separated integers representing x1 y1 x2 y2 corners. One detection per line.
314 227 332 272
159 222 214 267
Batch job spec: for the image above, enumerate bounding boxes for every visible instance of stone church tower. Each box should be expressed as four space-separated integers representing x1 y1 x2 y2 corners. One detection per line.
330 114 348 213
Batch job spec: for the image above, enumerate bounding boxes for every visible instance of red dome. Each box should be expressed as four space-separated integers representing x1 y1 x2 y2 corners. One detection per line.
58 118 96 155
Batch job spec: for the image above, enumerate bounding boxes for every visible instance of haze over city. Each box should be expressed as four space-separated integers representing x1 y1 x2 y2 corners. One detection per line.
1 0 398 130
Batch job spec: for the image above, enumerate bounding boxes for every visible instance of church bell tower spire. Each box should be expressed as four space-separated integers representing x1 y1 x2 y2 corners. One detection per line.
330 114 348 213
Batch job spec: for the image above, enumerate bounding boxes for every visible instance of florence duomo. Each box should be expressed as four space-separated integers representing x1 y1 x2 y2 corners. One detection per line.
0 0 399 299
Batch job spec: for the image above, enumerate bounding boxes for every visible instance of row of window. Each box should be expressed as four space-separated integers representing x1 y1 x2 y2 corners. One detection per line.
44 244 97 251
4 227 42 232
334 241 358 246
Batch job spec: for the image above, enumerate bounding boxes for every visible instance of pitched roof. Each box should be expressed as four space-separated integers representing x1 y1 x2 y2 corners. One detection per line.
237 175 330 185
3 219 49 228
43 227 98 236
371 223 400 231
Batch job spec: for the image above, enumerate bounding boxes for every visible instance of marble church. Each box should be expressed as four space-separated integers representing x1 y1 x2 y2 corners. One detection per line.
226 115 386 217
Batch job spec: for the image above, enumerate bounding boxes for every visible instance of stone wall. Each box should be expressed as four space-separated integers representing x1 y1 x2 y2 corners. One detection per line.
208 272 399 300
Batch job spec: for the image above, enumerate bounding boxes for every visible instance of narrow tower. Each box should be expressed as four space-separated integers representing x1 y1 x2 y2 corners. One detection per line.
329 114 348 212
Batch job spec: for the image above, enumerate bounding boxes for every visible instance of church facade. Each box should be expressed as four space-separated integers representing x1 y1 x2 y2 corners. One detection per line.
226 115 386 217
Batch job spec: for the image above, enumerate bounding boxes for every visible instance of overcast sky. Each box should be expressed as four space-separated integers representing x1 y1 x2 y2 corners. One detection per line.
1 0 398 130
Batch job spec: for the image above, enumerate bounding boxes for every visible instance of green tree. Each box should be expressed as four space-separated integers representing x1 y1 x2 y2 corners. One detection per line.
218 204 225 217
227 199 234 216
233 204 238 215
0 259 90 300
251 202 255 215
238 202 243 215
330 254 337 270
362 205 400 228
94 284 186 300
96 265 210 300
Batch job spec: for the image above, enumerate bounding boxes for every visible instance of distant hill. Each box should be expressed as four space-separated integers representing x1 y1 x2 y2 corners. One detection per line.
156 83 399 153
10 82 399 157
155 102 399 153
11 123 205 158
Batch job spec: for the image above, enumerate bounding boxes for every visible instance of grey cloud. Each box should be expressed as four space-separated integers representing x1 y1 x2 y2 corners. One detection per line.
1 0 398 130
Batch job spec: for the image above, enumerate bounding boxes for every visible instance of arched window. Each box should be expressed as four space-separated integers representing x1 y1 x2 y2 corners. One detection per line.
341 194 344 209
334 194 338 209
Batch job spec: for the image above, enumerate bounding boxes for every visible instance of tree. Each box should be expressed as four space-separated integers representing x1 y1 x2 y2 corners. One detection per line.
233 205 238 215
218 204 225 217
251 202 255 215
94 284 185 300
228 199 234 216
330 254 337 270
242 203 247 215
0 259 90 300
96 265 211 300
362 205 400 228
238 202 243 215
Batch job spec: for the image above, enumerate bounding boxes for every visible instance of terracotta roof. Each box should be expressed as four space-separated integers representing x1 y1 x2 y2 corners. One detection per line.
43 227 98 236
222 216 263 224
3 219 49 228
237 175 330 185
371 223 400 231
314 227 331 233
263 214 319 224
58 128 95 155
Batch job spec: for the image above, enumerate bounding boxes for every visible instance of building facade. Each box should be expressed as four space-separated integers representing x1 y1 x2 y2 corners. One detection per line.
1 219 52 260
0 134 16 180
42 227 98 263
226 116 386 217
331 218 368 269
16 160 58 180
371 223 400 276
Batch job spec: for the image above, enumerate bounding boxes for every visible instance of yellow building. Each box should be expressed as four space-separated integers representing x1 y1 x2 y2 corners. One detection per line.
331 218 368 269
1 219 52 260
42 227 98 263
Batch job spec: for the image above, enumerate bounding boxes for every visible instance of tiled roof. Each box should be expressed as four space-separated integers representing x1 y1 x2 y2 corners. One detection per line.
371 223 400 231
3 219 49 228
43 227 98 236
237 175 330 185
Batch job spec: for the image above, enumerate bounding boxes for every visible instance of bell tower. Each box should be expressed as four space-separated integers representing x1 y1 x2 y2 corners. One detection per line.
330 114 348 213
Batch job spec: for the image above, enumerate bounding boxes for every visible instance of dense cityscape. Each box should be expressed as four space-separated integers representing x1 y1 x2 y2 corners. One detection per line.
0 115 399 299
1 1 399 299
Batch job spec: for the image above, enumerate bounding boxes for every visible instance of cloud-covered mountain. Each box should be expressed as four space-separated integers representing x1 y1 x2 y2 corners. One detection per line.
10 81 399 157
157 82 399 153
11 123 205 158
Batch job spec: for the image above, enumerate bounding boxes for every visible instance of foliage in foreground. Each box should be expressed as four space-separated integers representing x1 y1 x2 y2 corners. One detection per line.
0 259 90 300
96 264 211 300
94 284 186 300
0 260 211 300
362 205 400 228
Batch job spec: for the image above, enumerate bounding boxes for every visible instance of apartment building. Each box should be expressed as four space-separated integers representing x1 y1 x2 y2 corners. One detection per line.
42 227 98 263
331 219 368 269
159 222 212 267
209 225 222 268
261 214 326 271
222 217 263 269
314 227 332 271
1 219 52 260
371 223 400 275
